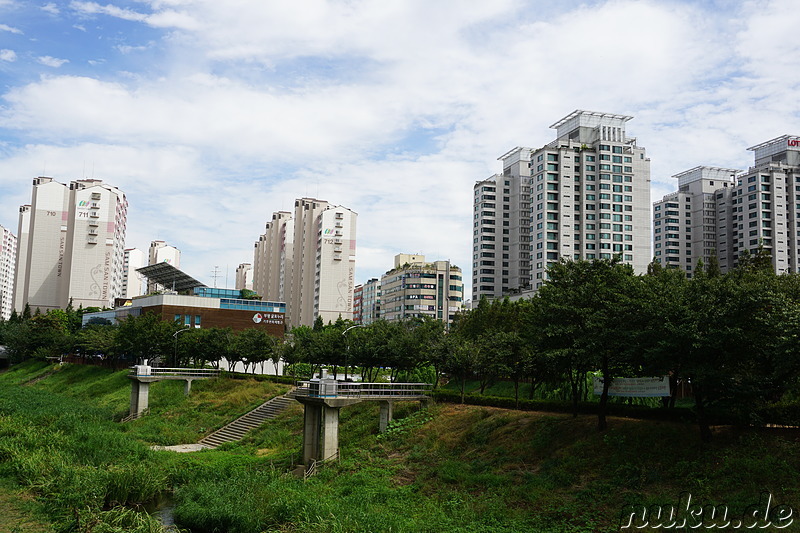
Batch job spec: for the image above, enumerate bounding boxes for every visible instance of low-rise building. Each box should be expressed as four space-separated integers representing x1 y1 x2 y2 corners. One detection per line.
379 254 463 324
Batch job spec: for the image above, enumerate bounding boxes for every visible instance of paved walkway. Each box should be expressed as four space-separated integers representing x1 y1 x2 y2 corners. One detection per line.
151 443 209 453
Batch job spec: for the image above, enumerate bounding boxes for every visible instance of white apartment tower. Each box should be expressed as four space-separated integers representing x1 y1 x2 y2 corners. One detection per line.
15 177 127 311
653 167 737 274
655 136 800 275
473 110 651 299
253 211 293 303
122 248 147 299
472 155 532 301
235 263 254 291
733 136 800 274
530 111 651 286
313 204 357 325
252 198 357 328
147 240 181 293
0 225 16 320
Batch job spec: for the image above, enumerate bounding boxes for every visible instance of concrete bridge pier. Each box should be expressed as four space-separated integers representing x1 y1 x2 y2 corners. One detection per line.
129 379 151 418
297 397 361 465
379 400 394 433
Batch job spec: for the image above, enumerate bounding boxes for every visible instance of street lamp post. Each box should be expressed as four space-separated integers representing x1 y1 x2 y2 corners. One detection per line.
173 327 192 367
341 324 366 381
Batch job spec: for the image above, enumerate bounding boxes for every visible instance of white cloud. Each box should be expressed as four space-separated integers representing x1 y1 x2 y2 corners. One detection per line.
36 56 69 67
41 3 60 15
115 43 150 54
69 1 147 22
0 23 23 34
0 49 16 62
1 0 799 292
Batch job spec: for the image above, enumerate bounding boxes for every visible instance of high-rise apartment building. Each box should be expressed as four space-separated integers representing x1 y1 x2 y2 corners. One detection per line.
0 225 16 320
380 253 463 324
731 136 800 274
235 263 254 291
253 211 293 303
252 198 356 328
473 110 651 300
15 177 127 311
653 167 737 274
472 154 532 301
122 248 147 299
655 135 800 275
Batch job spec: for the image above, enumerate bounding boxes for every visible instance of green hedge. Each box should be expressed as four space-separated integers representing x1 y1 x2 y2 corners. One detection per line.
431 390 800 427
430 390 742 424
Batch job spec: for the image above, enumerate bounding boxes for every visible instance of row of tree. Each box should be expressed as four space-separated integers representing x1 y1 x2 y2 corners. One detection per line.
3 254 799 441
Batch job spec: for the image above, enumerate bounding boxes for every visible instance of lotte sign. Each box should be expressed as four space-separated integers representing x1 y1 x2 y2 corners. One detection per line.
789 139 800 147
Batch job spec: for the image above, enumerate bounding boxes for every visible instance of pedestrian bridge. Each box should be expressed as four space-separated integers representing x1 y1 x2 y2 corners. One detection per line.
295 380 431 400
127 365 221 419
294 375 432 468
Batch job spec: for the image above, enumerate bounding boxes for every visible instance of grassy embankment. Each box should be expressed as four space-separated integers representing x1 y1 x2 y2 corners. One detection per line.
1 361 799 532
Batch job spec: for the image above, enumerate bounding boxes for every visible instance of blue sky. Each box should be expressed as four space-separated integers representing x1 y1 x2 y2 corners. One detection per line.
1 0 799 296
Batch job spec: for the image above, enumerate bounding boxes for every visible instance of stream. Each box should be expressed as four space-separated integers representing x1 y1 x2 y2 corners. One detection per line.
143 492 177 529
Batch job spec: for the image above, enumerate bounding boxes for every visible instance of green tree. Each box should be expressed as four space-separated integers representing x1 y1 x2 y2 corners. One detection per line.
535 259 641 430
443 338 479 403
115 312 178 365
234 328 277 374
75 324 118 361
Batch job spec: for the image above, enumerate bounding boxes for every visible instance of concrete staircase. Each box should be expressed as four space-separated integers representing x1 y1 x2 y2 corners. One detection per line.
198 388 297 449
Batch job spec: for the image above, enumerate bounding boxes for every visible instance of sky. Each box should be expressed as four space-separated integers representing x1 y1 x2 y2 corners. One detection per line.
1 0 799 297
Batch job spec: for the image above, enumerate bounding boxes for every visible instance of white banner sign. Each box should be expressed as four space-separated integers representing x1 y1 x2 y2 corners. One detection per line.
593 377 670 397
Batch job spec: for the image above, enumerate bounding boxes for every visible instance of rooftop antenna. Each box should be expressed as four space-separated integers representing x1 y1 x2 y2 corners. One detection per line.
225 264 229 289
211 266 222 288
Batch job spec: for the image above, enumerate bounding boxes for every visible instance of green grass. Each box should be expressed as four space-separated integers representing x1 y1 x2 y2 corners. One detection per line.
0 478 51 533
2 360 799 532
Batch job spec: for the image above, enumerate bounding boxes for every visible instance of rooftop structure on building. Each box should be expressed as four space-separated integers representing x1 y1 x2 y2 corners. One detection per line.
147 240 180 293
82 262 286 335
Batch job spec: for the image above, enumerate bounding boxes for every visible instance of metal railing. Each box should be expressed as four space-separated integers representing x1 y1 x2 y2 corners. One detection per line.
121 408 149 422
295 381 431 399
304 449 340 480
128 367 221 379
